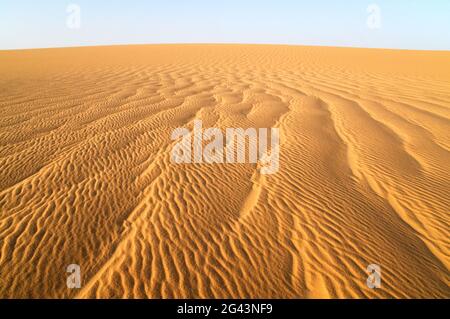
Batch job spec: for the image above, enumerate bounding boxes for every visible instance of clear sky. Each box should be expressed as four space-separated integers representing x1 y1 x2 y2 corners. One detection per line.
1 0 449 50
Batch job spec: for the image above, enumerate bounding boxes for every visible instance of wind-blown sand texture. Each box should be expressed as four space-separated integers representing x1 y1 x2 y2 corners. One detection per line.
0 45 449 298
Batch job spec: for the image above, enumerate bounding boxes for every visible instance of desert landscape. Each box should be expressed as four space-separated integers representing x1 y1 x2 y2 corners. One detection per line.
0 44 449 298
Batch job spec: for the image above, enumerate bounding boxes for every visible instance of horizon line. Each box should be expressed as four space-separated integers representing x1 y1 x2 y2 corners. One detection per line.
2 42 450 53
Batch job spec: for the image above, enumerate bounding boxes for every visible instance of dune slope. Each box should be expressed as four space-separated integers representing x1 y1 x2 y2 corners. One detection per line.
0 45 449 298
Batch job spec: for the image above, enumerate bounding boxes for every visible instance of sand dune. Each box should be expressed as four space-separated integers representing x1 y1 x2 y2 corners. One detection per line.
0 45 449 298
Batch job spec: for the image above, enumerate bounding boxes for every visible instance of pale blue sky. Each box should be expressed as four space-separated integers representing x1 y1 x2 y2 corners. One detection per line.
1 0 449 50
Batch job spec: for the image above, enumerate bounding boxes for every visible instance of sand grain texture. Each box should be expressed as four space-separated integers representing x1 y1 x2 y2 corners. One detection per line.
0 45 449 298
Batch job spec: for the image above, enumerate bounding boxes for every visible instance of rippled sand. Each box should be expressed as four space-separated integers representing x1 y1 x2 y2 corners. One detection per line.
0 45 449 298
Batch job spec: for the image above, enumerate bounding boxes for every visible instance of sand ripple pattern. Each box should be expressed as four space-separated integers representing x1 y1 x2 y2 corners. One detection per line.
0 45 449 298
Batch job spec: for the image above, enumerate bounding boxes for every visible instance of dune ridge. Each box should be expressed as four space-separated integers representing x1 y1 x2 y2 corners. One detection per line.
0 45 449 298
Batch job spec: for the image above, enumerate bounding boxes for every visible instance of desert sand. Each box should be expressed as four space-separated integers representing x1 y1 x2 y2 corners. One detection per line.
0 45 449 298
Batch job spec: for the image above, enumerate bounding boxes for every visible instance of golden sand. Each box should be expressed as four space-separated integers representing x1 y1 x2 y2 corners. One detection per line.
0 45 449 298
